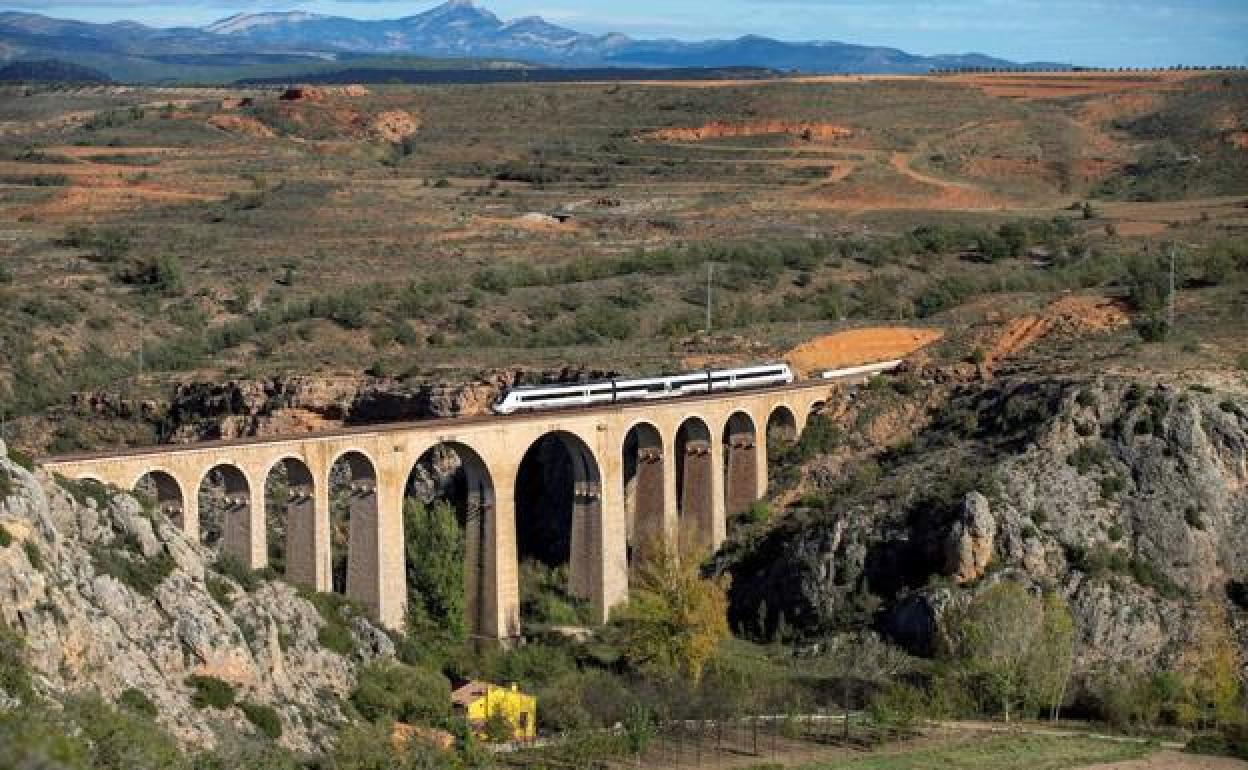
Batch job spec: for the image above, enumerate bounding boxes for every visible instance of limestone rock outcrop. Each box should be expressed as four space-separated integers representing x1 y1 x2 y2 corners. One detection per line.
721 377 1248 672
0 439 392 753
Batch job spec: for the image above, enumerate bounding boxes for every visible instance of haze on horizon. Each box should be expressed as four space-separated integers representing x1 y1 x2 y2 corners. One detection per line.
2 0 1245 69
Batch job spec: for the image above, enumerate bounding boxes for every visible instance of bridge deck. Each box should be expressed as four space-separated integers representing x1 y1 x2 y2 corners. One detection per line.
40 379 838 465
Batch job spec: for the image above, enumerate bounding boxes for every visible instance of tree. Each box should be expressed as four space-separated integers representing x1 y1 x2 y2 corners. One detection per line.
1030 592 1076 722
1177 600 1242 729
945 582 1075 723
403 499 466 640
611 545 730 684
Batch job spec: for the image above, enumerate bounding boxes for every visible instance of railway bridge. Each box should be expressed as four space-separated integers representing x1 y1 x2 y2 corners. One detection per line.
41 379 851 640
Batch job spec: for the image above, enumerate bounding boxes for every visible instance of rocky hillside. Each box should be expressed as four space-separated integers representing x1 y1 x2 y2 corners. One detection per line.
0 439 396 754
722 374 1248 675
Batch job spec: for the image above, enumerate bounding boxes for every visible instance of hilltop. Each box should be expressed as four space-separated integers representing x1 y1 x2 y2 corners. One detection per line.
0 1 1057 84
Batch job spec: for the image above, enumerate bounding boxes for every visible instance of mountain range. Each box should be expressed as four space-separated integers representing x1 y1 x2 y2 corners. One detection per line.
0 0 1066 83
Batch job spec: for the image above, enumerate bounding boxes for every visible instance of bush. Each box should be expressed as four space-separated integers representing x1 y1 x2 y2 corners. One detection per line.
90 541 175 597
187 675 235 710
869 682 926 728
206 574 236 608
64 695 185 770
300 589 365 656
350 661 451 726
0 618 34 704
240 701 283 739
0 467 11 500
118 688 158 717
1188 724 1248 759
23 540 43 570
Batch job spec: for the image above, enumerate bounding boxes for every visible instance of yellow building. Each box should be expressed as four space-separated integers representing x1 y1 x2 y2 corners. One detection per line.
451 681 537 741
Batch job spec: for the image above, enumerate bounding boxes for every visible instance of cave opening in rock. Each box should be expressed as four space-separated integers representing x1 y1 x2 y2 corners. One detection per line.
514 431 600 626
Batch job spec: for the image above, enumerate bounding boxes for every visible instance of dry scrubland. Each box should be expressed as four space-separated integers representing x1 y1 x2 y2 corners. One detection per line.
0 71 1247 451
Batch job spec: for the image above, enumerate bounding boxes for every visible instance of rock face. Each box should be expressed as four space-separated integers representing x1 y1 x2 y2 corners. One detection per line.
722 377 1248 672
945 492 996 584
0 440 393 753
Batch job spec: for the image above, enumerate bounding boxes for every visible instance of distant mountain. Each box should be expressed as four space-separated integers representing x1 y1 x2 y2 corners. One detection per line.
0 58 112 83
0 1 1064 83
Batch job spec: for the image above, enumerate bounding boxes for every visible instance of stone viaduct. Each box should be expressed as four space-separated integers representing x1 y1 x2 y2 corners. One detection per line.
41 380 850 640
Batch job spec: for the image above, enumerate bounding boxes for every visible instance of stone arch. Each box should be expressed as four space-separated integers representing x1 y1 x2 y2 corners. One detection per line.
622 421 666 567
403 441 495 638
514 430 603 617
722 412 760 517
263 456 316 588
675 416 715 554
329 450 379 611
196 464 254 563
133 470 184 524
767 405 799 445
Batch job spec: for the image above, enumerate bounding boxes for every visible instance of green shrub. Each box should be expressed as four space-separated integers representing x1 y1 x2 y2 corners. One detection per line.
23 540 43 570
0 522 11 547
350 661 451 726
0 618 34 704
1068 442 1113 475
210 555 273 593
868 682 926 728
240 701 283 739
118 688 158 718
1107 524 1124 542
0 467 11 499
64 695 186 770
58 476 115 510
206 574 236 609
90 542 175 597
8 448 34 471
300 589 365 656
187 675 235 710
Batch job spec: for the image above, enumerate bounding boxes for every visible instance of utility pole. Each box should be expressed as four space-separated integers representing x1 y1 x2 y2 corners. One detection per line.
706 263 714 335
1167 243 1177 335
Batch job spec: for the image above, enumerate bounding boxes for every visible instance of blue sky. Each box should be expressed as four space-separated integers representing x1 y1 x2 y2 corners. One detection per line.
3 0 1246 67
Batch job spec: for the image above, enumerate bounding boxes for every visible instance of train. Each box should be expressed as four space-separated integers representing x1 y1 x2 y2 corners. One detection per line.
491 363 795 415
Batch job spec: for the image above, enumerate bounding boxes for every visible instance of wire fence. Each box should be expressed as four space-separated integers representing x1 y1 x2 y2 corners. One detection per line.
499 712 915 769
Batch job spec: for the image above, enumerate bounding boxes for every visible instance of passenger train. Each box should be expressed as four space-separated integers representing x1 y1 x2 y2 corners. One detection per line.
491 363 795 415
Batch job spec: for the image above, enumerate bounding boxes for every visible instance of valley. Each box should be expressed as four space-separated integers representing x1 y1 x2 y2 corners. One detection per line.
2 63 1248 770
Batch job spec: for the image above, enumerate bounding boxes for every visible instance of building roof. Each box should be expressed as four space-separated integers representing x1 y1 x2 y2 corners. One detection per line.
451 681 491 707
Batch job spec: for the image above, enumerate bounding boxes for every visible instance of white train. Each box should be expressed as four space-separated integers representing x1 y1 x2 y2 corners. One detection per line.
819 359 904 381
492 363 794 415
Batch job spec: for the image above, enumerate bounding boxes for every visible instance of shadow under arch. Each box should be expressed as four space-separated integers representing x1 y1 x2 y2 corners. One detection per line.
514 430 603 618
767 405 800 446
403 441 496 638
263 456 316 588
722 411 760 517
622 421 665 568
329 450 379 610
675 416 714 554
133 470 185 525
196 464 252 559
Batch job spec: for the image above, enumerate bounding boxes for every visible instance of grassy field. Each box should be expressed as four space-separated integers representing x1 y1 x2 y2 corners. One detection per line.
782 733 1154 770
